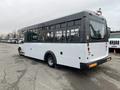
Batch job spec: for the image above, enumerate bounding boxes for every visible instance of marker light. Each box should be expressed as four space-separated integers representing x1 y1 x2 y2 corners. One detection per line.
89 63 97 68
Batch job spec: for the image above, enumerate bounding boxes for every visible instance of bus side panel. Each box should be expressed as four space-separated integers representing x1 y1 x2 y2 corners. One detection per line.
23 43 44 61
22 43 33 58
51 44 87 69
22 43 87 69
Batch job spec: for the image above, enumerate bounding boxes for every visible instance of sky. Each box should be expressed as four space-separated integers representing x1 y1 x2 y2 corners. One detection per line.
0 0 120 34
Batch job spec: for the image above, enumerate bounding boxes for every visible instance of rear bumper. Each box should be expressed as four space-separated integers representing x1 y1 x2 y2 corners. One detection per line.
80 56 111 69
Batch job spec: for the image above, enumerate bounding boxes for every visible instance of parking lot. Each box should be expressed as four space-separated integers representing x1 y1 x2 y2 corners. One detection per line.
0 43 120 90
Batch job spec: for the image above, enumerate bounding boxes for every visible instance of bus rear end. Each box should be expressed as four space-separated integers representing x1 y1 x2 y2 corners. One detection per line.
80 12 111 69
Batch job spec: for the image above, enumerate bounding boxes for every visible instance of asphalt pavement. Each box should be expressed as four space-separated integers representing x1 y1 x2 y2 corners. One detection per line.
0 43 120 90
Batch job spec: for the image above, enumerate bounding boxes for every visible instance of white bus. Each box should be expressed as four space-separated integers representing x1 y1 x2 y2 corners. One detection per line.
109 32 120 53
18 11 111 69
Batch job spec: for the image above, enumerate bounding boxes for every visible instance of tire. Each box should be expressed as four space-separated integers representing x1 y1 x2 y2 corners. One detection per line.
18 48 23 56
47 55 56 68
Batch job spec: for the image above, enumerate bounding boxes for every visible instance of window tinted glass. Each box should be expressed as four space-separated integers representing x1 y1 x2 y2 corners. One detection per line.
54 31 62 42
90 20 106 39
71 28 80 42
25 32 38 42
66 27 80 43
24 20 81 43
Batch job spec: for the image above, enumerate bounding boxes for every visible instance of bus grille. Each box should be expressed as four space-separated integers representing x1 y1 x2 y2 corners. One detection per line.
109 40 120 45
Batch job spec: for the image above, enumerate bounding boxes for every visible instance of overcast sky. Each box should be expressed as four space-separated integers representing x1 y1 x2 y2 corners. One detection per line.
0 0 120 34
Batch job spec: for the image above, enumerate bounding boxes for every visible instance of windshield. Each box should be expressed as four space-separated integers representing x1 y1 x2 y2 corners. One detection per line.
90 20 106 39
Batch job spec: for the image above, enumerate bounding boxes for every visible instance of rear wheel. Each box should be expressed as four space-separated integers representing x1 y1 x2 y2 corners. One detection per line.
47 55 56 67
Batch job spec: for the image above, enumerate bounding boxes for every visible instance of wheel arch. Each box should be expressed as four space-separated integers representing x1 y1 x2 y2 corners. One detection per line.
44 51 57 64
18 47 22 51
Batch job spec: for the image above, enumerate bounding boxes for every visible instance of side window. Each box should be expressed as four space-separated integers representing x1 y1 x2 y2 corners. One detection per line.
44 31 49 42
25 31 38 42
66 27 80 43
70 28 80 42
66 30 70 42
62 30 66 42
66 20 81 43
45 32 51 42
38 32 43 42
46 31 54 42
39 31 47 42
32 34 38 41
54 31 62 42
71 28 79 36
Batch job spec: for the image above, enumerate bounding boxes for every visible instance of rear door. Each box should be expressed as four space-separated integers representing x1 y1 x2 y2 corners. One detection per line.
88 42 108 62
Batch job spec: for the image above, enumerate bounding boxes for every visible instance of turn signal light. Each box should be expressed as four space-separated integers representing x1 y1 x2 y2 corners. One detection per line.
89 63 97 68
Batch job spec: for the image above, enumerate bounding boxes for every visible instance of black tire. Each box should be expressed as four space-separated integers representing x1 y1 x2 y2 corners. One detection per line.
47 55 56 68
18 48 23 56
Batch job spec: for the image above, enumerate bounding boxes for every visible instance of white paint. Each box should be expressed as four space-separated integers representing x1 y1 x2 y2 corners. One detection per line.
19 42 109 69
87 42 108 63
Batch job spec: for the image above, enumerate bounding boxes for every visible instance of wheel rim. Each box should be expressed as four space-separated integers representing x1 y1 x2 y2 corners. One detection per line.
48 58 54 66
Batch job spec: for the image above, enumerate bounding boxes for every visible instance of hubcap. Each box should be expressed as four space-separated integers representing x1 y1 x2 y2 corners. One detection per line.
48 58 53 66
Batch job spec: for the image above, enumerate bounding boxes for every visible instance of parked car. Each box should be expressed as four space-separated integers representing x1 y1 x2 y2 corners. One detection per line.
18 38 24 44
8 38 18 44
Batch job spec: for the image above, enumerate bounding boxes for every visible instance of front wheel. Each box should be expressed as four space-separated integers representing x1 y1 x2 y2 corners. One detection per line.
47 55 56 67
18 48 23 56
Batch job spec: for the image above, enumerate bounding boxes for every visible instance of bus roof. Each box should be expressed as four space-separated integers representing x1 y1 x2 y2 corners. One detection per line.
20 11 105 31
